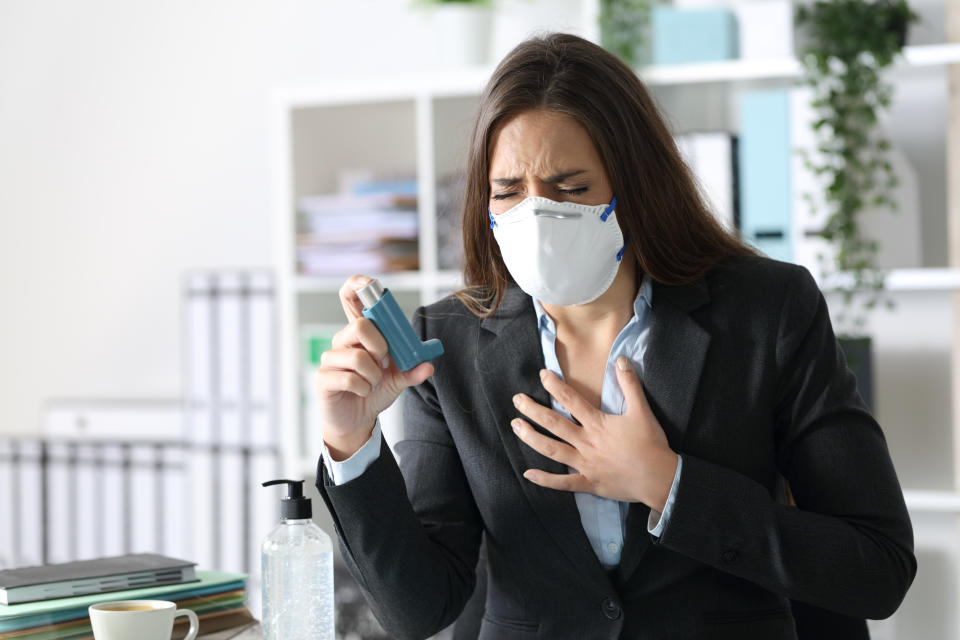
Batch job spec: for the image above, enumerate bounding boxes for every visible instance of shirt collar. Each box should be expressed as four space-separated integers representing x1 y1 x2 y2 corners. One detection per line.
533 271 653 334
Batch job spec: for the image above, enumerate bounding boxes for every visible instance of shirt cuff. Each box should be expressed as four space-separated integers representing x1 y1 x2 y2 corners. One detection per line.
647 454 683 537
320 419 383 485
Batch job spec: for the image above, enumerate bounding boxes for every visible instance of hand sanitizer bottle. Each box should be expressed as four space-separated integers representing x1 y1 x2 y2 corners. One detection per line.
261 479 334 640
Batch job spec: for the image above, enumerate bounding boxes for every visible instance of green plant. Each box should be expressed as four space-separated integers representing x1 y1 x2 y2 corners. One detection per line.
599 0 653 67
794 0 919 337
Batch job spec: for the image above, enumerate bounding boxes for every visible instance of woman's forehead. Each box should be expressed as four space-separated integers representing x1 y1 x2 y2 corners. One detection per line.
489 109 600 179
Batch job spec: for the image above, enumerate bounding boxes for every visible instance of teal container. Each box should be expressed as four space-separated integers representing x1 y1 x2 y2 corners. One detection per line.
651 7 739 65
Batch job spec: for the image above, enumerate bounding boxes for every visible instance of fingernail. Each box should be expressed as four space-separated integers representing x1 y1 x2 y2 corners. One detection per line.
513 394 522 407
511 419 521 434
616 355 630 371
523 470 535 481
539 369 549 381
381 356 390 369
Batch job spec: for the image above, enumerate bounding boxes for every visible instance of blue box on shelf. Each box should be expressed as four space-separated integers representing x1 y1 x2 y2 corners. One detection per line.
737 88 792 262
651 7 739 65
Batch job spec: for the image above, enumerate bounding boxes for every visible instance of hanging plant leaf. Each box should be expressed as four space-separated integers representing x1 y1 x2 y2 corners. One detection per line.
794 0 918 337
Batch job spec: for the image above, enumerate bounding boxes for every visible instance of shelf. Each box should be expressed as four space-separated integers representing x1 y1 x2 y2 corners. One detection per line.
640 43 960 85
903 490 960 513
296 267 960 294
884 268 960 291
819 268 960 292
296 270 464 293
276 68 493 108
275 44 960 110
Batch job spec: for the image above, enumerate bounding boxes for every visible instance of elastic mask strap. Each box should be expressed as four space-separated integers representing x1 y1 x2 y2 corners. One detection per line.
600 196 618 222
616 231 629 262
488 210 496 229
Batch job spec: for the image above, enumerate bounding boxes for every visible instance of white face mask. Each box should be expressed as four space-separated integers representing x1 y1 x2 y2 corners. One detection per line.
489 195 625 306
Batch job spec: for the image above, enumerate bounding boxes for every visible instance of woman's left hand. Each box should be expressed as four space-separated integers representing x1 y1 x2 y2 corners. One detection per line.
511 355 679 512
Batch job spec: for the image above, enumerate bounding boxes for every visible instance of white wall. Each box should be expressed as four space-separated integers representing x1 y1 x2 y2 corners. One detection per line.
0 0 591 437
0 0 443 436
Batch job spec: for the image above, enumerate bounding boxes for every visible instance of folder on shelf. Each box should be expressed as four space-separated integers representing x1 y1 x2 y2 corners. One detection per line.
0 442 43 571
675 132 739 233
738 88 792 261
182 270 280 573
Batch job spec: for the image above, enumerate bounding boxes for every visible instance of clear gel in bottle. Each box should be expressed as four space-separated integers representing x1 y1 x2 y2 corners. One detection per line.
261 479 334 640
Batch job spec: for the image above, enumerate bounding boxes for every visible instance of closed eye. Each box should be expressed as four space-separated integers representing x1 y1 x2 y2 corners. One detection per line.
490 186 589 201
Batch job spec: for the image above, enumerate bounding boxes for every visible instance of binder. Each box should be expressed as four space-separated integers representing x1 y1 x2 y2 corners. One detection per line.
738 88 792 261
675 132 739 233
0 441 16 570
160 444 190 563
72 444 100 561
128 444 160 554
42 442 73 565
98 444 125 558
14 441 43 570
183 270 279 574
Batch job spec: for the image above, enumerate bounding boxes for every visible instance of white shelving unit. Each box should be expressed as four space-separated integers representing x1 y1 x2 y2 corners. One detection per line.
905 490 960 513
273 16 960 638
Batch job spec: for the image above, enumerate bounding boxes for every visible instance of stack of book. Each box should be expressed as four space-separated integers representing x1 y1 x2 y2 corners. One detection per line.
0 554 253 640
296 182 420 276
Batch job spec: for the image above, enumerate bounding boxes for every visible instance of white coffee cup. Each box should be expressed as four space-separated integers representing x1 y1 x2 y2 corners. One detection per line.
88 600 199 640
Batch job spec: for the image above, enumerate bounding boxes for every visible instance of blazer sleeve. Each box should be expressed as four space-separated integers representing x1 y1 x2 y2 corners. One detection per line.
650 263 917 620
315 307 483 640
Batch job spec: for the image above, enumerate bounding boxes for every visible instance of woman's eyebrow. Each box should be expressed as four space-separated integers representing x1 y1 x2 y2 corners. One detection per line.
491 169 587 186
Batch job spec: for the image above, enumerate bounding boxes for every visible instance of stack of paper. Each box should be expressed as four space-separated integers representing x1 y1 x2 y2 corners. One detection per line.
297 187 420 276
0 571 252 640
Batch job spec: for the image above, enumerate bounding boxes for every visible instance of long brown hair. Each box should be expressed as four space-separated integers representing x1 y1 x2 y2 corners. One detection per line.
453 32 761 317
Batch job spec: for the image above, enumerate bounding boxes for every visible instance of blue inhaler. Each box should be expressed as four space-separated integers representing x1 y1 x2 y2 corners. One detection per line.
356 279 444 372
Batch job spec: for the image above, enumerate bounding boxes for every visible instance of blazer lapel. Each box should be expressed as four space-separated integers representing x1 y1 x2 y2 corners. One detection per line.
477 286 614 593
615 275 712 587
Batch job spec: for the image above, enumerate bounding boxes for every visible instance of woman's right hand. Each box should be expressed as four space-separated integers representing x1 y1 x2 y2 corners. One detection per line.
316 274 435 461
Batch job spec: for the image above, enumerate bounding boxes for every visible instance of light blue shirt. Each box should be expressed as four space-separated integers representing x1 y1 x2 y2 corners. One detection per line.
532 272 681 570
320 274 684 568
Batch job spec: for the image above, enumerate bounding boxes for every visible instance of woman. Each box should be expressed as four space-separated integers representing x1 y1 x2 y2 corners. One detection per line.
314 33 916 640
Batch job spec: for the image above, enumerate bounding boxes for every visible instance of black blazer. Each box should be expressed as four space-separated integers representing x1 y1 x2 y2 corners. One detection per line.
316 254 916 640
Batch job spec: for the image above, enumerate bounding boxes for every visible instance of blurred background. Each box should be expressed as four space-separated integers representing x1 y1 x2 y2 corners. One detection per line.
1 0 958 638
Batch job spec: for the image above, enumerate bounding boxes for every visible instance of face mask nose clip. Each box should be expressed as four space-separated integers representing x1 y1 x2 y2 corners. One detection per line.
533 209 582 219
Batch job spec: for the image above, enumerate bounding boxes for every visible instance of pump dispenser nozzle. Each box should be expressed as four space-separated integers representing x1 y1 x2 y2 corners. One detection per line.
262 478 312 520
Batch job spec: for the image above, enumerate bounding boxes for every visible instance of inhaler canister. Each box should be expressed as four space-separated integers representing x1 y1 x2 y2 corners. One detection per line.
356 279 444 372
